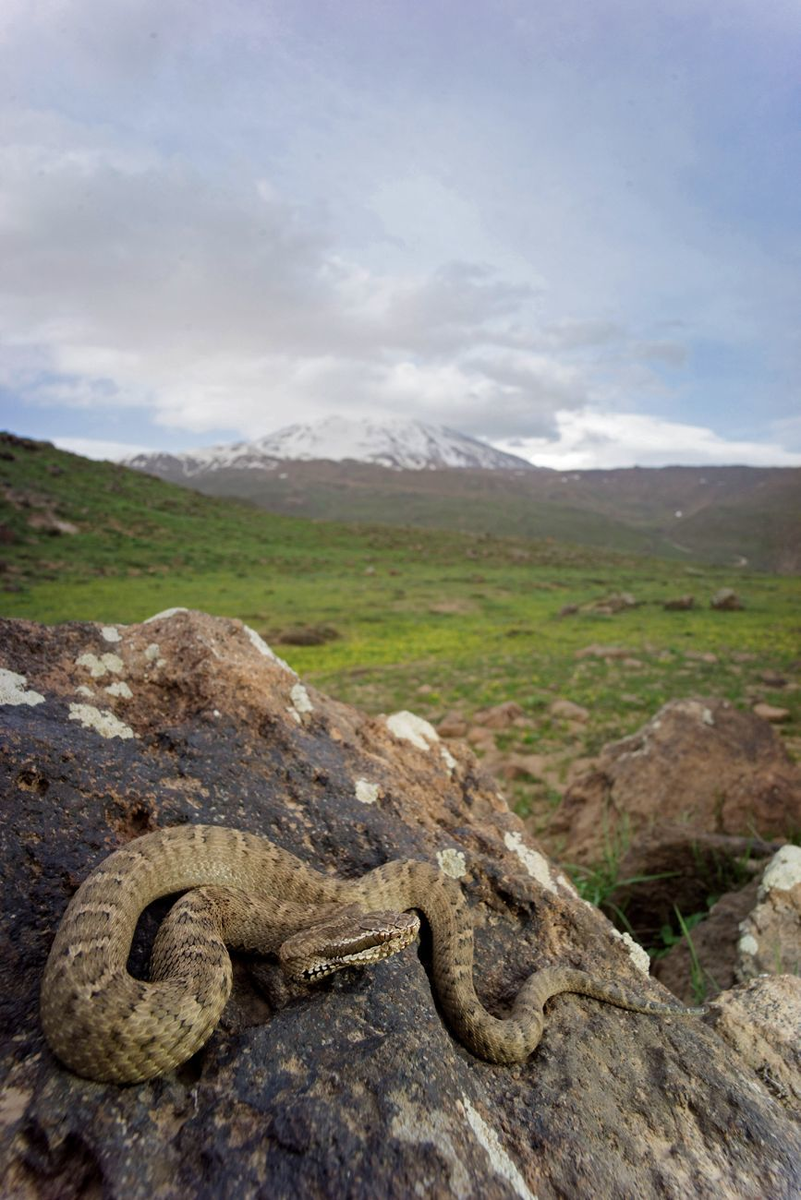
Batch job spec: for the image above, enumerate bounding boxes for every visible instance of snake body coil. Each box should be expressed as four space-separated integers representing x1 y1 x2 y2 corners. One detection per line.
40 825 704 1082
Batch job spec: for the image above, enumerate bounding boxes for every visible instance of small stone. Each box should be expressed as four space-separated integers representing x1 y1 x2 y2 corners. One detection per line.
711 588 743 611
663 595 695 611
436 712 468 738
549 699 590 723
472 700 524 729
752 703 791 724
574 644 630 661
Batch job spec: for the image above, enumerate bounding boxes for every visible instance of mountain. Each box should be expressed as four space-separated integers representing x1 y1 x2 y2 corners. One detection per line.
121 416 801 574
124 417 536 476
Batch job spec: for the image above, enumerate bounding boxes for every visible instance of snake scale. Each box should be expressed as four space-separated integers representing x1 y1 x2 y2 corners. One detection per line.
40 824 705 1083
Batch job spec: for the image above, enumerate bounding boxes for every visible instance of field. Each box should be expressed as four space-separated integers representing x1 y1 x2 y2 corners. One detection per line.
3 435 800 850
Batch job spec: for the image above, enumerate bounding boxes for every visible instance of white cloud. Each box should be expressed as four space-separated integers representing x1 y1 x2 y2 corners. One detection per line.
0 117 595 441
495 410 801 469
53 436 156 461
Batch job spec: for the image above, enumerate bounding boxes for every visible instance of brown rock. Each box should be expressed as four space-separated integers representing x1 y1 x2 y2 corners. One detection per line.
472 700 524 729
549 699 590 723
436 710 468 739
738 846 801 982
663 595 695 611
706 975 801 1112
711 587 743 610
550 698 801 864
574 643 631 660
1 613 800 1198
752 702 791 724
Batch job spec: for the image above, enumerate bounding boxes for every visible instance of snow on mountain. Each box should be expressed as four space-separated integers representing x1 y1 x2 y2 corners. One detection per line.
124 417 536 475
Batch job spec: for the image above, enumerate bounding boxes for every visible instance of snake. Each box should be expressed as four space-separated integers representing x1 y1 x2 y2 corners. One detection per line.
40 825 705 1083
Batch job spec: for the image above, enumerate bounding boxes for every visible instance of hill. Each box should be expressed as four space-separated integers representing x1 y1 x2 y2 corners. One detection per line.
132 454 801 574
120 417 800 574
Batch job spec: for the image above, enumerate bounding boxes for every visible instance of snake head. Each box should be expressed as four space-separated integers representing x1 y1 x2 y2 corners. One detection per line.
278 908 420 983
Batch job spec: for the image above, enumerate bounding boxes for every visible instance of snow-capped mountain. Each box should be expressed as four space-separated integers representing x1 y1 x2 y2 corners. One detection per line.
124 417 536 476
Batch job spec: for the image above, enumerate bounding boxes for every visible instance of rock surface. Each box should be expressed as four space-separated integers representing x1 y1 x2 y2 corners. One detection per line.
550 698 801 864
737 845 801 982
1 612 800 1199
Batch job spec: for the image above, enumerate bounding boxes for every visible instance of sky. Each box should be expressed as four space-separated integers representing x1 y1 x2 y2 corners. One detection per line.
1 0 800 470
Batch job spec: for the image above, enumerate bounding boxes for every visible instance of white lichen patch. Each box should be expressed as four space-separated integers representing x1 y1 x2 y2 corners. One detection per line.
759 845 801 897
611 928 650 975
105 681 133 699
144 607 188 623
144 643 161 661
355 779 380 805
440 745 457 775
100 626 122 643
75 652 124 678
290 683 313 714
0 669 45 707
738 932 759 958
242 624 296 675
75 685 94 698
68 703 135 740
437 848 467 879
503 830 557 894
386 710 439 751
461 1098 537 1200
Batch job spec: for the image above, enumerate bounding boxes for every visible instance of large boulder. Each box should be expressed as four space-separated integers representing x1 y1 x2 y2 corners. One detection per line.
1 613 799 1199
549 698 801 864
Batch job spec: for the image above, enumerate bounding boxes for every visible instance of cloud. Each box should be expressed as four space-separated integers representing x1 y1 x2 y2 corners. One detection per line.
495 410 801 469
0 115 596 441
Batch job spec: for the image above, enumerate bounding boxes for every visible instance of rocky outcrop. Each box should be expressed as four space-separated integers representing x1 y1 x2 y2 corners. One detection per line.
737 845 801 982
1 612 800 1199
550 698 801 864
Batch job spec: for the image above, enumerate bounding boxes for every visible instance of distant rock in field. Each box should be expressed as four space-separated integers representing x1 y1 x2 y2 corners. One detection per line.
663 595 695 610
549 699 590 723
591 592 638 614
711 587 743 610
273 624 340 646
558 603 579 617
574 643 631 660
760 671 788 688
685 650 718 664
550 698 801 865
752 702 791 723
435 711 468 738
471 700 524 729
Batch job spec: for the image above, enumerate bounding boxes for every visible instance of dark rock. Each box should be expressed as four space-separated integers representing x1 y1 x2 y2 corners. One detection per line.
1 612 799 1198
272 624 341 646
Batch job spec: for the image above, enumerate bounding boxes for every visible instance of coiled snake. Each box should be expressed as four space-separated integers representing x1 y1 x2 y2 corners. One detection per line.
40 825 704 1083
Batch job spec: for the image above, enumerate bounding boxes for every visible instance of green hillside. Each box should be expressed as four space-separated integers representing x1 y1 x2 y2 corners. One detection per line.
161 458 801 574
